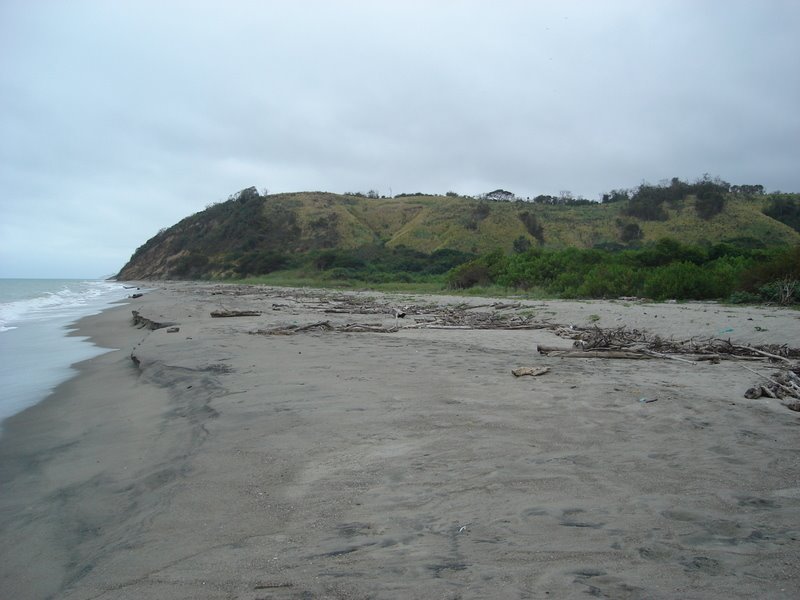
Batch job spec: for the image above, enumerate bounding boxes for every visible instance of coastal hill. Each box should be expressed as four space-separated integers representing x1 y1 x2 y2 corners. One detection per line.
118 183 800 280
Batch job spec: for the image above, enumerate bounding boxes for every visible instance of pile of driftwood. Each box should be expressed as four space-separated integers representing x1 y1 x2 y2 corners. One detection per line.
541 325 800 364
251 320 399 335
293 297 534 329
413 312 539 330
400 302 538 330
248 295 542 331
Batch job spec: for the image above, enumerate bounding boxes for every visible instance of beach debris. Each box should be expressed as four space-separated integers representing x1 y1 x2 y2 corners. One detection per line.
536 344 574 353
511 366 550 377
311 297 539 329
254 582 293 590
255 320 334 334
219 288 543 330
730 345 792 364
131 310 176 330
745 385 778 399
166 326 180 333
743 364 800 409
542 325 800 363
210 309 262 318
639 349 699 365
460 301 520 310
251 320 399 336
213 288 798 364
543 350 653 360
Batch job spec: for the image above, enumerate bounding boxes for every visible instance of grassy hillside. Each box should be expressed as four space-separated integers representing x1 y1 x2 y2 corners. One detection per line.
635 196 798 246
117 186 800 280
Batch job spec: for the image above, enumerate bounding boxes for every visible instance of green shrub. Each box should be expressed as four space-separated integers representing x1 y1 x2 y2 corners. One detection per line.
643 262 713 300
695 190 726 219
235 250 289 276
635 238 706 267
425 249 475 274
446 250 507 289
550 271 586 298
314 250 366 271
619 222 643 243
518 212 545 243
727 291 762 304
763 195 800 232
740 245 800 290
703 256 745 298
328 267 360 280
171 253 210 277
447 261 493 289
512 235 532 254
641 260 737 300
577 264 643 298
442 239 797 301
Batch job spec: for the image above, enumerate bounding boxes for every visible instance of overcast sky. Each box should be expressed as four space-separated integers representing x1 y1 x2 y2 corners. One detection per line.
1 0 798 277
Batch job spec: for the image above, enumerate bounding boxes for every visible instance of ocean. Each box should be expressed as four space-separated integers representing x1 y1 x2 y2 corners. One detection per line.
0 279 134 429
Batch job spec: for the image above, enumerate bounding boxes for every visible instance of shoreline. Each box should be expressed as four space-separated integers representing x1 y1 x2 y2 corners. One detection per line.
0 279 135 428
1 282 798 598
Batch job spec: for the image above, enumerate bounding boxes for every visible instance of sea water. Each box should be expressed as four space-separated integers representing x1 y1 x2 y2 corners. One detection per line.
0 279 133 429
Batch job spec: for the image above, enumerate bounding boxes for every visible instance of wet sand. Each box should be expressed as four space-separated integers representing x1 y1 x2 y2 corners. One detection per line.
1 282 798 599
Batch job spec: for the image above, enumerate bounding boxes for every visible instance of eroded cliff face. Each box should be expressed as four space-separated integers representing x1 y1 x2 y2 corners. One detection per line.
117 191 358 279
117 234 190 280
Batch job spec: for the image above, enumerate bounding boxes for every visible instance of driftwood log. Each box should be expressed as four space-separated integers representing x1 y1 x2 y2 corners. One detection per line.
731 345 792 364
511 366 550 377
254 320 334 335
210 310 262 318
544 350 653 360
131 310 175 331
537 344 575 353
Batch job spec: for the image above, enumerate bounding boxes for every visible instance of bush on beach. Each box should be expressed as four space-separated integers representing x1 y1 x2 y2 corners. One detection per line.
446 239 800 304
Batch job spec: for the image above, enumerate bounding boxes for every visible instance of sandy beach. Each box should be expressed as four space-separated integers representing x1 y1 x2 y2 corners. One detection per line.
1 282 798 599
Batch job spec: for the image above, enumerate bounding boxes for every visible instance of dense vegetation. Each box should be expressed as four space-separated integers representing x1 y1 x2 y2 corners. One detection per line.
447 239 800 304
763 194 800 232
622 175 730 221
233 245 476 284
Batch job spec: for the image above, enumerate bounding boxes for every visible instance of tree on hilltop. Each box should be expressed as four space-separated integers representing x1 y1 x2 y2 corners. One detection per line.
484 189 515 201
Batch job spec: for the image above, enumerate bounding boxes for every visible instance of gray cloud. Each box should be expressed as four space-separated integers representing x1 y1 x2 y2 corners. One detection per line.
1 0 798 277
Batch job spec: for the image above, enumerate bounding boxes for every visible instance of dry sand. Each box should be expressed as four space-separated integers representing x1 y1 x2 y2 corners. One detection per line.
1 282 798 599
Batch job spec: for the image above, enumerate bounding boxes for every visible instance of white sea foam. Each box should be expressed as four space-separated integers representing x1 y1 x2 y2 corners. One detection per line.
0 279 128 332
0 279 134 428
